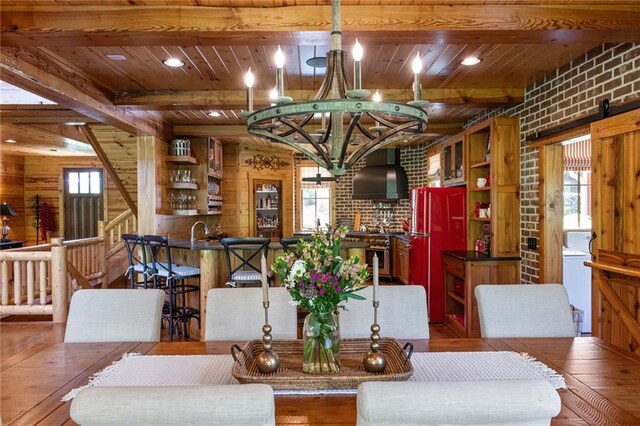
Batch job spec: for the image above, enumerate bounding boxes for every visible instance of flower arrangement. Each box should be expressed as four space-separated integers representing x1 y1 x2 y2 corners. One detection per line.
272 225 369 373
272 225 369 315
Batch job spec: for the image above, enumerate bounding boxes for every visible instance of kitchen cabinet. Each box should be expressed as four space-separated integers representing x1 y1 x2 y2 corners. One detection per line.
441 132 465 187
442 251 520 337
165 137 223 216
254 180 282 241
393 236 410 285
465 117 520 257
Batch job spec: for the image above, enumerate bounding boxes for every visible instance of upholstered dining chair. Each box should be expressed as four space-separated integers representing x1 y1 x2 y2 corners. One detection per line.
70 384 275 425
474 284 576 338
356 379 561 426
220 237 271 288
204 287 297 341
339 285 429 339
64 289 165 343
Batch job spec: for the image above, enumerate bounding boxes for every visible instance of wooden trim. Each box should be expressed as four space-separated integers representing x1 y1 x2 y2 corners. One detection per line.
587 261 640 279
81 125 138 217
538 144 563 283
66 261 93 290
528 125 590 148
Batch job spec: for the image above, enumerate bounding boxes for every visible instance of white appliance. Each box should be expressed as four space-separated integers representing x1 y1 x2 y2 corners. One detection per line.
562 231 592 334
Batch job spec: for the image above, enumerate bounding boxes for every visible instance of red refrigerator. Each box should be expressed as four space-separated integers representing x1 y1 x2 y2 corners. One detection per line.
409 187 466 322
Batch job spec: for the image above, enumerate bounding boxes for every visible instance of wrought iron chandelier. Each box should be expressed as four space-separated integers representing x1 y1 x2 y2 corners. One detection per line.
242 0 428 180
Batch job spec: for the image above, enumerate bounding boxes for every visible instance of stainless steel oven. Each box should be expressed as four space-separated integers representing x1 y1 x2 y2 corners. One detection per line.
365 245 391 277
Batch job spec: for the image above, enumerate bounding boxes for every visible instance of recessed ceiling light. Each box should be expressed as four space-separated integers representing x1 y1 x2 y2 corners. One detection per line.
5 139 16 144
163 58 185 68
460 57 482 66
208 111 221 117
106 54 127 61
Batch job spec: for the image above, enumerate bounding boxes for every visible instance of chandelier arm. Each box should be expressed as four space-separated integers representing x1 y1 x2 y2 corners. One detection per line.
279 117 334 166
345 121 420 167
337 113 363 169
320 113 333 145
353 119 378 140
276 113 315 138
249 129 333 170
315 51 337 101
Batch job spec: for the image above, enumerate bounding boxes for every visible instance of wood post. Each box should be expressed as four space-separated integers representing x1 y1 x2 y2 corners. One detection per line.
51 237 68 323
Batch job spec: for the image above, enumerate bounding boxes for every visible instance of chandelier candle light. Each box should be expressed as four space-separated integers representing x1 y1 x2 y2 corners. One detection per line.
242 0 428 179
257 253 280 374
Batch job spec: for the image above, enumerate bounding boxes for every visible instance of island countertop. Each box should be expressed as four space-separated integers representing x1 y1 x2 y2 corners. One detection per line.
169 239 368 251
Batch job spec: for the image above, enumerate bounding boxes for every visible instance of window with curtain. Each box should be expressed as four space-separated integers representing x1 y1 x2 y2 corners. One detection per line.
426 153 441 187
299 166 332 230
563 136 591 230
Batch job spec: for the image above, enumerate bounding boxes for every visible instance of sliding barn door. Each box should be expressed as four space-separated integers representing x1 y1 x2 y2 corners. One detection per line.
63 169 104 241
589 109 640 354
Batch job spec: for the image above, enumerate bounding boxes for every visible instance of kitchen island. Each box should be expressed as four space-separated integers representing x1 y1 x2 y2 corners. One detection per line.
168 239 368 340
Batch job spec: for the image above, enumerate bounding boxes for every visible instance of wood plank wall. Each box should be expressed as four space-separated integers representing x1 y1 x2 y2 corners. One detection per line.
221 141 294 238
23 156 129 246
90 125 138 220
0 154 26 242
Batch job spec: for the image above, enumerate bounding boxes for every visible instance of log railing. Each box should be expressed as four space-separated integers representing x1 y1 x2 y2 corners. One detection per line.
100 209 137 254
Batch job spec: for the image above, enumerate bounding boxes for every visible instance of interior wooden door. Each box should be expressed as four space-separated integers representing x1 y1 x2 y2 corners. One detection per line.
589 108 640 353
63 168 104 240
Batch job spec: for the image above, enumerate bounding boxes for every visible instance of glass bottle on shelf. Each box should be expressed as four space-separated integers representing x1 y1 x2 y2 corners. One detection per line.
266 194 271 208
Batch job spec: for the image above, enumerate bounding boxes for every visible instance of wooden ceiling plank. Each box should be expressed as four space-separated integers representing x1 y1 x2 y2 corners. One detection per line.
113 87 525 109
2 5 640 46
0 48 163 137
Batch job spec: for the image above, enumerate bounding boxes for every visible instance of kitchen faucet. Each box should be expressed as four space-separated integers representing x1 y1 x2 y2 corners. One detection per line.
190 221 209 243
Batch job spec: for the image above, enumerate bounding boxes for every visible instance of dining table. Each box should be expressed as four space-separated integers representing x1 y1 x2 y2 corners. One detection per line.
2 322 640 425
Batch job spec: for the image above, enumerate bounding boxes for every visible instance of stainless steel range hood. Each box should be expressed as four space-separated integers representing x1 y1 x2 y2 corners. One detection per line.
352 149 408 200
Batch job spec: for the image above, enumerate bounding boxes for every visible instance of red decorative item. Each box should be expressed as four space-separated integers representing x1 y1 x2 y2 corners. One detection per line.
40 201 57 241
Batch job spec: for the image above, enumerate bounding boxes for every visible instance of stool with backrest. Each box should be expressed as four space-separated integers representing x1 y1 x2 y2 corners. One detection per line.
204 287 297 341
474 284 576 338
356 379 561 426
143 235 201 341
280 236 311 259
121 233 151 289
339 285 430 339
64 289 165 343
220 237 270 288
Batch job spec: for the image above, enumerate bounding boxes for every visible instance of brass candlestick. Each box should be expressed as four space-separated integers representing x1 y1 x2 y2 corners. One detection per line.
363 300 387 373
256 301 280 374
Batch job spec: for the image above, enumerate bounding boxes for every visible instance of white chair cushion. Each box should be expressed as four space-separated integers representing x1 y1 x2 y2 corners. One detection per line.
231 270 261 282
204 287 297 341
64 289 165 343
70 384 275 425
152 264 200 278
340 285 429 339
356 379 561 426
475 284 576 338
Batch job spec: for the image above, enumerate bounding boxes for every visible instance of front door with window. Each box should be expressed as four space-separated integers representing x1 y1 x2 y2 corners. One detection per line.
64 168 104 240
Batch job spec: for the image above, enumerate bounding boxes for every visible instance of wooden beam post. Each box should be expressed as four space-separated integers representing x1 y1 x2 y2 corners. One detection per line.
51 237 68 324
81 125 138 217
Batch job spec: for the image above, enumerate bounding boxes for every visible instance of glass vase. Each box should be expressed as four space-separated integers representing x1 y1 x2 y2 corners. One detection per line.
302 311 341 374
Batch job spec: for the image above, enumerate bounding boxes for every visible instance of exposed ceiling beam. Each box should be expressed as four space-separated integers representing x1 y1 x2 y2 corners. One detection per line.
0 105 97 125
173 122 463 137
0 48 163 137
115 88 524 110
2 5 639 46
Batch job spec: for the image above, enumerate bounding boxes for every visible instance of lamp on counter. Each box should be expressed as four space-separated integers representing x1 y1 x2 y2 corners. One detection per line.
1 202 18 242
242 0 428 181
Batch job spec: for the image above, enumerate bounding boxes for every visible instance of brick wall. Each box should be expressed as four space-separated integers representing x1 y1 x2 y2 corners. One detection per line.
466 43 640 283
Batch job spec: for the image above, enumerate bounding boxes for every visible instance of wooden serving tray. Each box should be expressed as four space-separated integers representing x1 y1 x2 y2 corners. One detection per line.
231 338 413 390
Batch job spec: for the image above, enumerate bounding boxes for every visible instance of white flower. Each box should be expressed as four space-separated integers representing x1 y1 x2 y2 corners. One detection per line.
288 259 306 282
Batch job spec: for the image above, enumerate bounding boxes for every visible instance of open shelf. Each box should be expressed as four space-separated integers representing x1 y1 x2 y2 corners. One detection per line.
167 155 197 165
168 182 197 190
468 187 491 192
469 160 491 169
